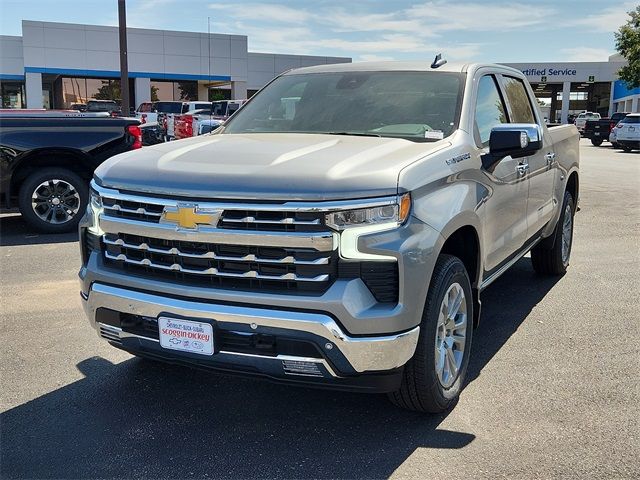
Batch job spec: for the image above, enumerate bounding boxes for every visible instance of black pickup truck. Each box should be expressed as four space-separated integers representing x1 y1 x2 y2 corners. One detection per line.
584 112 629 146
0 112 141 233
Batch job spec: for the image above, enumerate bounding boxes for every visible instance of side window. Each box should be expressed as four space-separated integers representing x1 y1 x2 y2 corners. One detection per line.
475 75 508 146
502 76 536 124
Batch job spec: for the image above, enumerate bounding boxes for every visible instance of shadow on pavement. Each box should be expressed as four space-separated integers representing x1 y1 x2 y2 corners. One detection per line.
0 214 78 247
0 258 561 479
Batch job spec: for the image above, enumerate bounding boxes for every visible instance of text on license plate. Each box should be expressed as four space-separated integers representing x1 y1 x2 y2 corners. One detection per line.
158 317 214 355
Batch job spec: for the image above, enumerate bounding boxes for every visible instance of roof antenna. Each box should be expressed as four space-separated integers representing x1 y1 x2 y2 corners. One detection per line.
431 53 447 69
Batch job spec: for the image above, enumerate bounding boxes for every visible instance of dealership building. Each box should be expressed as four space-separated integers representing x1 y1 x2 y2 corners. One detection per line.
0 20 350 110
0 20 637 124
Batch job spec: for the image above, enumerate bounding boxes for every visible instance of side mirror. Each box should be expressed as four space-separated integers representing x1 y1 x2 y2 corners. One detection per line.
482 124 542 170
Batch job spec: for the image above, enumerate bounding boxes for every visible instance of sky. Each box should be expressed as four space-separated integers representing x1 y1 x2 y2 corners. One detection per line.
0 0 635 63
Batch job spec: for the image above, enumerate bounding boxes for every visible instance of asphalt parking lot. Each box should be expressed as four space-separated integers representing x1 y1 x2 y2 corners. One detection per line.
0 139 638 479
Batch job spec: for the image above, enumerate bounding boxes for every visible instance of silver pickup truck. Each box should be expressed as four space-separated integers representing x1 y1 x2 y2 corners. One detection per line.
79 61 579 413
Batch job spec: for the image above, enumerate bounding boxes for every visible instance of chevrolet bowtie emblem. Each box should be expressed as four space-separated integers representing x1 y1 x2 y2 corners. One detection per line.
161 204 222 229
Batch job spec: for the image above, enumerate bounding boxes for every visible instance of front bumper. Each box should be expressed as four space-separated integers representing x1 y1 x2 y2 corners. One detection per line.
81 282 420 392
617 139 640 149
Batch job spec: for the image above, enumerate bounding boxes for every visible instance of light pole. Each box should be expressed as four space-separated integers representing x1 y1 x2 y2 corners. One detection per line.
118 0 130 115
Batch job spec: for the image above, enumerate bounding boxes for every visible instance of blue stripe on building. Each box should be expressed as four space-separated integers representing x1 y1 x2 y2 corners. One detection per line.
23 67 231 82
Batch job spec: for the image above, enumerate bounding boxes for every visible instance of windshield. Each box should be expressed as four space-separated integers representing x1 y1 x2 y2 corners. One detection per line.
223 71 464 141
621 116 640 124
156 102 184 114
212 101 228 116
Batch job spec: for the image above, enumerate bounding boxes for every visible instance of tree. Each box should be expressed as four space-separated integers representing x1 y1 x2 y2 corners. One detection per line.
615 6 640 89
151 85 159 102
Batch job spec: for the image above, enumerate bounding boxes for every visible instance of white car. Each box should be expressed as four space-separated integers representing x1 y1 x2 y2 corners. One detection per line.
613 113 640 151
574 112 601 133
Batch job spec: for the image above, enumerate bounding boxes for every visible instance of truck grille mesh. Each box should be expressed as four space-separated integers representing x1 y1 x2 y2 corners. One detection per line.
102 233 336 294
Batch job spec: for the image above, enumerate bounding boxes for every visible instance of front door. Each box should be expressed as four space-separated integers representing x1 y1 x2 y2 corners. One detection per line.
474 74 529 272
499 75 555 239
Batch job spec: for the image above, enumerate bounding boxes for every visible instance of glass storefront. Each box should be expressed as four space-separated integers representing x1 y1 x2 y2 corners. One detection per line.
150 80 197 101
0 81 26 109
58 77 123 108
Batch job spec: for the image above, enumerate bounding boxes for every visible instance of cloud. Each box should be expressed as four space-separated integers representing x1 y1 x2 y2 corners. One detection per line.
566 3 637 33
209 3 312 24
559 47 614 62
406 1 551 32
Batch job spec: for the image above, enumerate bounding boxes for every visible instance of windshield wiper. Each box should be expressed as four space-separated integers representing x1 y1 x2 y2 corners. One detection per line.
324 131 381 137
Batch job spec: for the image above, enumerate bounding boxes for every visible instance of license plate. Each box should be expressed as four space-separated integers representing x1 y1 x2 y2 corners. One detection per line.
158 317 214 355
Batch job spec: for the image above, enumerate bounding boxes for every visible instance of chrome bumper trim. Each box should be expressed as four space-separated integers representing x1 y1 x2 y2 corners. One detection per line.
98 215 335 251
97 322 338 377
85 283 419 373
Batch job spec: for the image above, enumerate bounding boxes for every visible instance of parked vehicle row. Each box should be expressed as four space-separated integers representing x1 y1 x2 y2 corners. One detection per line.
135 99 246 141
584 112 629 146
582 111 640 151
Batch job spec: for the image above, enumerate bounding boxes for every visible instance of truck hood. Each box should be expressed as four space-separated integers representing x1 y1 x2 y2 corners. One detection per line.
95 133 449 201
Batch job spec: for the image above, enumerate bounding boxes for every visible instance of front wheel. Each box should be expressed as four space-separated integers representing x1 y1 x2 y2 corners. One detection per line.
18 167 88 233
388 255 473 413
531 190 574 275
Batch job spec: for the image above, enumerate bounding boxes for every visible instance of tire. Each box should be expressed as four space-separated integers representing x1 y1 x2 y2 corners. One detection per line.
388 254 473 413
18 167 89 233
590 138 603 147
622 145 632 152
531 190 574 275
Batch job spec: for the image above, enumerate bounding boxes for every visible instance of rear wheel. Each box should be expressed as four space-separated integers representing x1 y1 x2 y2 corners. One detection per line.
531 190 574 275
18 167 88 233
388 255 473 413
590 138 603 147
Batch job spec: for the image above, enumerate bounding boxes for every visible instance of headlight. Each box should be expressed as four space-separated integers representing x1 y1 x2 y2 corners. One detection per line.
327 194 411 260
325 193 411 231
87 189 104 236
90 190 102 209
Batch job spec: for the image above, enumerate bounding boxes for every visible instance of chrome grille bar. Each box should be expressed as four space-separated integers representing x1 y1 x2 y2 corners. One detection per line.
221 216 321 225
103 236 330 265
104 204 163 217
104 251 330 282
98 216 335 251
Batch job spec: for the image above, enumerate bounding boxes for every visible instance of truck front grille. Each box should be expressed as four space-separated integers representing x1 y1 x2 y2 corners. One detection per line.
102 197 325 232
94 185 399 301
102 233 336 293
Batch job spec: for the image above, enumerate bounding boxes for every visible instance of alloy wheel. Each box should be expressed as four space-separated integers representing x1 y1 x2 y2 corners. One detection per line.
31 179 81 225
434 282 468 389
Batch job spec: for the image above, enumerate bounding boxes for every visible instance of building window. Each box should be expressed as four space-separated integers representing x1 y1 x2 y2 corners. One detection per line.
1 81 26 108
150 80 197 101
556 91 588 101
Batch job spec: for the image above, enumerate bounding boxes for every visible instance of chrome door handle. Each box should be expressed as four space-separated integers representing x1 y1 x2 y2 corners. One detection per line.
516 162 529 176
545 152 556 164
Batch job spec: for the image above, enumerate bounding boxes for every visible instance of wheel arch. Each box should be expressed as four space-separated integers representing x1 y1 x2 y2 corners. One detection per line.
435 217 483 328
566 170 579 212
9 148 94 205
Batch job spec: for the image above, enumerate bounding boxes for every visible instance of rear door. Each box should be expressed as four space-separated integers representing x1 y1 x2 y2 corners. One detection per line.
474 73 529 271
499 75 556 240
